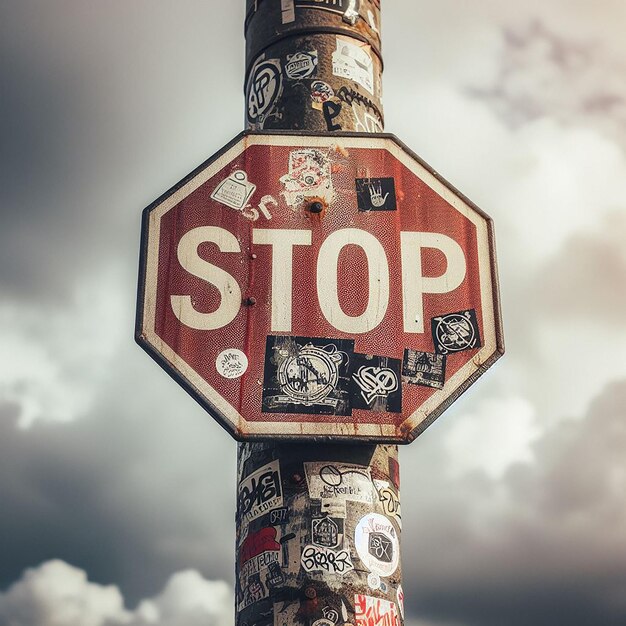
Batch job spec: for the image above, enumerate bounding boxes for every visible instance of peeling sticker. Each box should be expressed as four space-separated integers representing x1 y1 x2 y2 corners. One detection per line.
402 349 446 389
354 513 399 577
279 149 334 208
305 462 374 504
301 544 354 575
211 170 256 211
238 460 283 524
342 0 360 25
332 36 374 94
281 0 295 23
238 571 268 611
285 50 318 80
432 309 482 354
216 349 248 379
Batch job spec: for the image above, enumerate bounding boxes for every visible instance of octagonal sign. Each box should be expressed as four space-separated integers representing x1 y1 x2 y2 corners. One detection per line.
136 132 503 443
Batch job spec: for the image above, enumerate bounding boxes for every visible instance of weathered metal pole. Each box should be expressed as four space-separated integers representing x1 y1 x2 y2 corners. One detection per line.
236 2 404 624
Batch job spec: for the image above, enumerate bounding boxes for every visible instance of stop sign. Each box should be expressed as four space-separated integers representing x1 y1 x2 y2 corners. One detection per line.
136 132 503 443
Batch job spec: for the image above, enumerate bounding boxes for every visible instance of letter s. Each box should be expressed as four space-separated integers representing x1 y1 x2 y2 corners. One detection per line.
170 226 242 330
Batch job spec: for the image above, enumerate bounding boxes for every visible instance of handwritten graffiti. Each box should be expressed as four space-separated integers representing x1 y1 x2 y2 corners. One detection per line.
337 86 383 124
323 99 342 131
238 460 283 523
352 102 383 133
375 480 401 527
301 544 354 574
354 594 400 626
305 462 374 504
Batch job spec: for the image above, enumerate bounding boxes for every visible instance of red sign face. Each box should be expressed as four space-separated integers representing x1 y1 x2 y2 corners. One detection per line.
136 133 503 443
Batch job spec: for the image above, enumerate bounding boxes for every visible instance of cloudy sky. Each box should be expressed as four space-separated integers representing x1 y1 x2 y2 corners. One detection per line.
1 1 626 625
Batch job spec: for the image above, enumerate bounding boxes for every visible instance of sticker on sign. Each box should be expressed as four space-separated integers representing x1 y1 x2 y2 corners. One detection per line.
136 132 504 443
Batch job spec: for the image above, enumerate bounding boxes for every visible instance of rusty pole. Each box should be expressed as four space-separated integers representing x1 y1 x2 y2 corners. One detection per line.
236 1 404 624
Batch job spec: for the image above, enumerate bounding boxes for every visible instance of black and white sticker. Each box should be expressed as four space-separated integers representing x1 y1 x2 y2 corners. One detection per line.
350 354 402 413
285 50 318 80
432 309 482 354
246 57 283 127
355 178 397 212
402 349 446 389
262 336 353 415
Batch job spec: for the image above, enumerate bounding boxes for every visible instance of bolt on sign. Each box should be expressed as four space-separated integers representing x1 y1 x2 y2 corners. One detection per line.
136 132 504 443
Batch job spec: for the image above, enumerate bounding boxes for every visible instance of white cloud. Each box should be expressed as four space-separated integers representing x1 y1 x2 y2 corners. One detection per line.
0 561 233 626
0 265 126 428
0 560 128 626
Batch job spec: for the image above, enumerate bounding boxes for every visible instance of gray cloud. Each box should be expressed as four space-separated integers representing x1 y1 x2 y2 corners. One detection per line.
469 20 626 147
400 380 626 626
532 210 626 324
0 340 237 604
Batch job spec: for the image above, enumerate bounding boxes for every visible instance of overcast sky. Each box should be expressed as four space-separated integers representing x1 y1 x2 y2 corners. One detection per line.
1 1 626 625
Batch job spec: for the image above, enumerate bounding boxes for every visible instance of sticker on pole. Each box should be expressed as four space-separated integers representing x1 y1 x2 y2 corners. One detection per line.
136 132 504 443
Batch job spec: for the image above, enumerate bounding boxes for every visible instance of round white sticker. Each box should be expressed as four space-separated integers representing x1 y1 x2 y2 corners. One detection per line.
354 513 399 577
216 349 248 379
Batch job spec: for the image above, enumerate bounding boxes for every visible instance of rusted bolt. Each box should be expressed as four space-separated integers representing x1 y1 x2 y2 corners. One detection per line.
309 201 323 214
250 253 257 260
245 297 256 306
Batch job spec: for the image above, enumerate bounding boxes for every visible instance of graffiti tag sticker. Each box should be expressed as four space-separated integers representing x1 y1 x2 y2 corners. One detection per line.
247 57 283 127
238 460 283 524
432 309 482 355
216 349 248 379
301 544 354 575
285 50 318 80
402 349 446 389
350 354 402 413
355 178 397 212
354 513 399 577
354 594 400 626
305 462 374 504
262 336 352 415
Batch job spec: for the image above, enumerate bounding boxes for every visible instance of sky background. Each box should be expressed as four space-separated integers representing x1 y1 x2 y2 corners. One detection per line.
1 1 626 625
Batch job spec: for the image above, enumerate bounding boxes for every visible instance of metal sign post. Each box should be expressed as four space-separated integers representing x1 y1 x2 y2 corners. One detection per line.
135 1 503 624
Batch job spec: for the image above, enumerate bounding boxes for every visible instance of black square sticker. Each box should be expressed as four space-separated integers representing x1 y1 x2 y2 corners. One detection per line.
262 336 353 415
355 178 397 211
349 354 402 413
431 309 482 355
402 349 446 389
